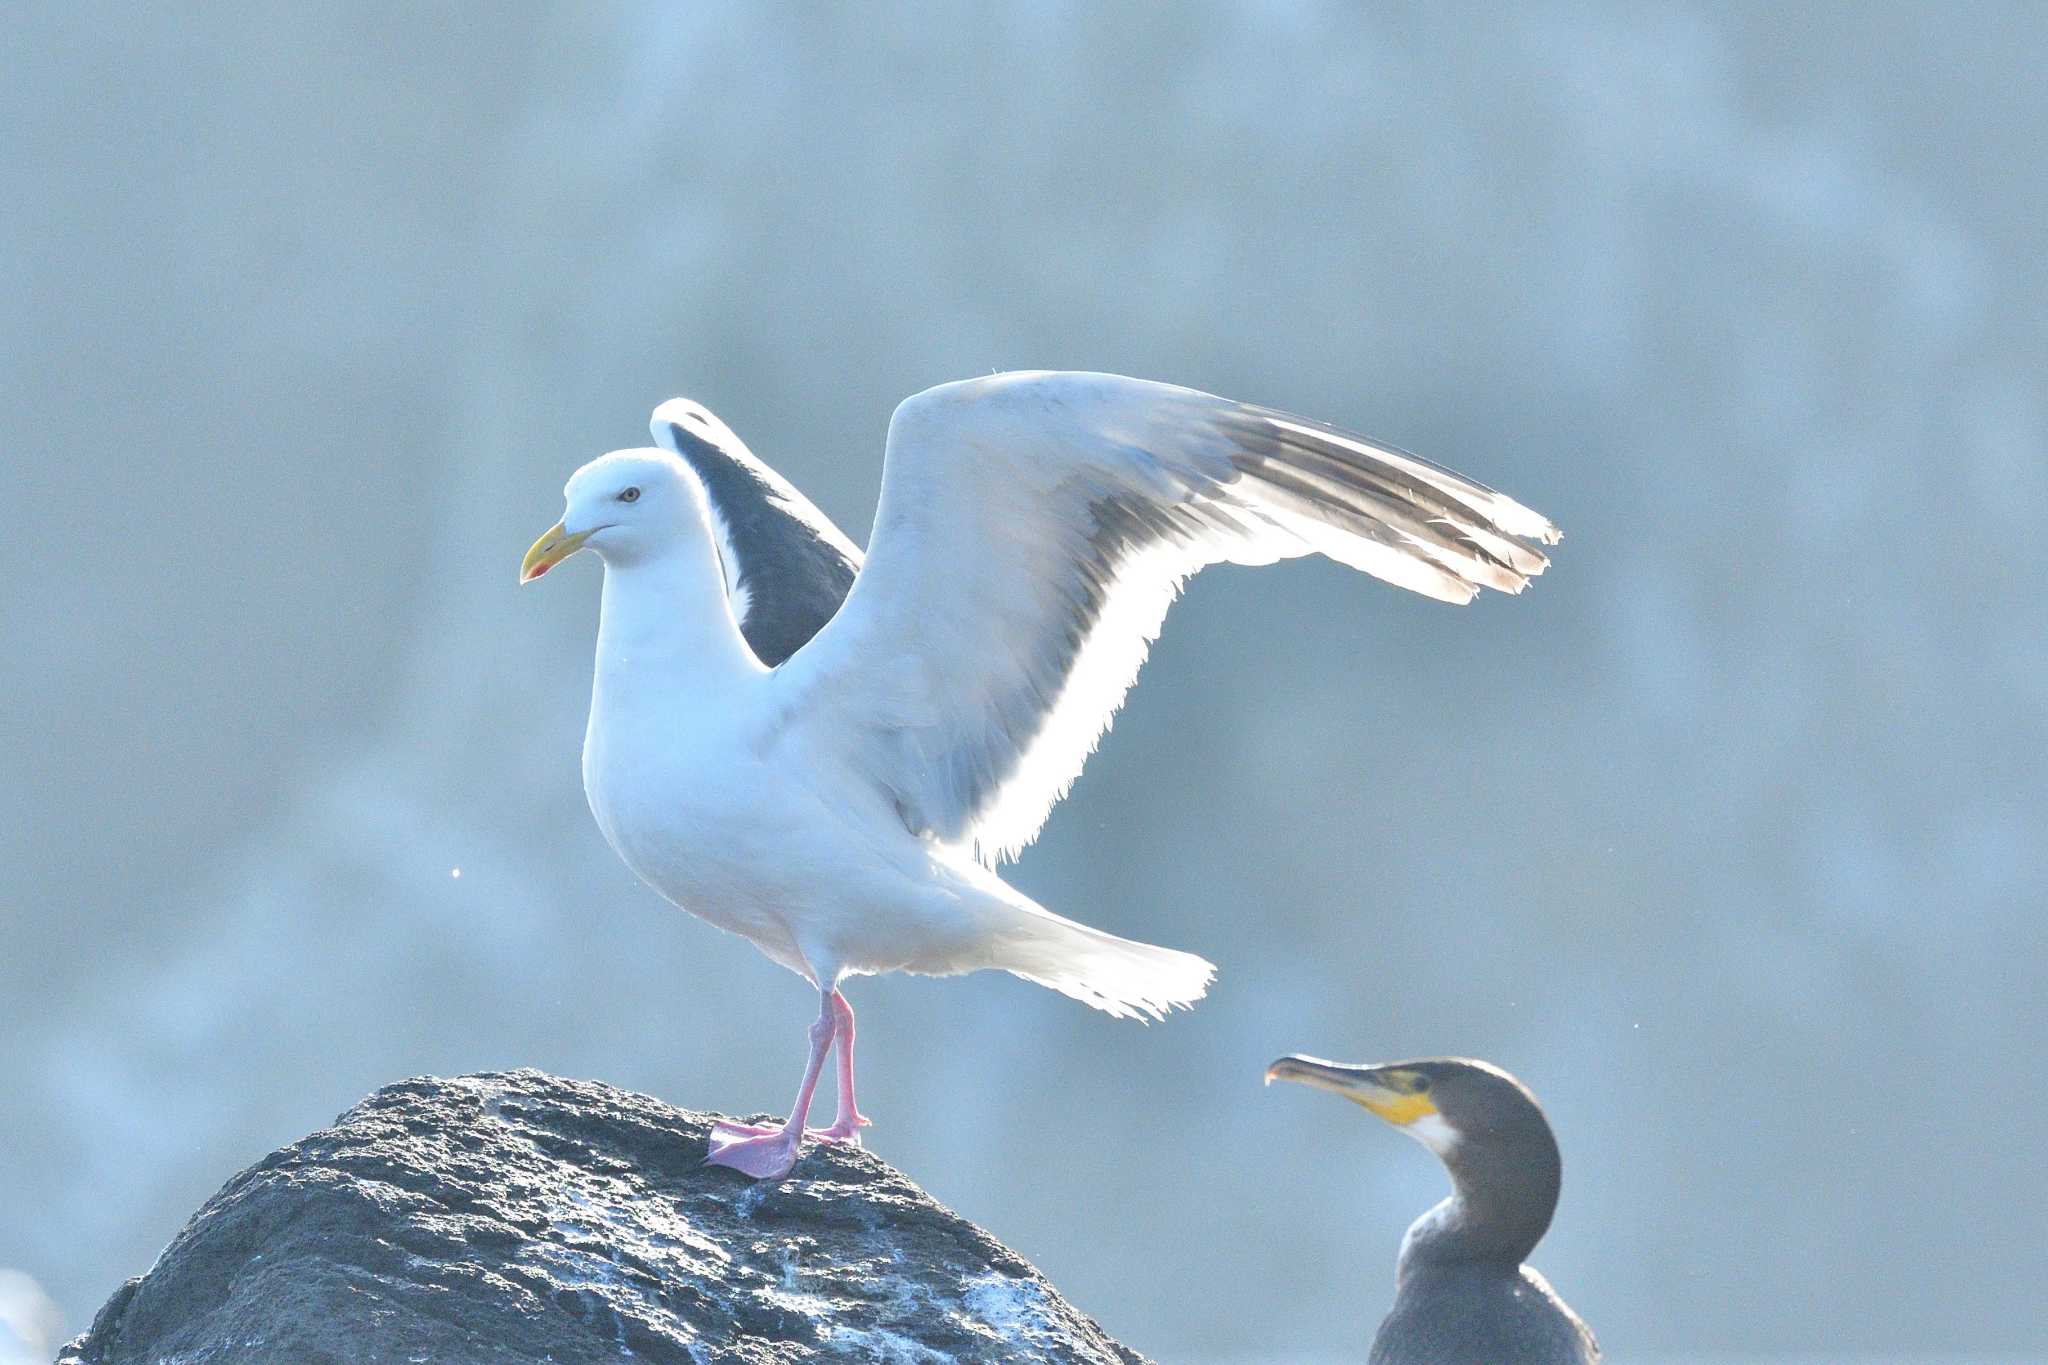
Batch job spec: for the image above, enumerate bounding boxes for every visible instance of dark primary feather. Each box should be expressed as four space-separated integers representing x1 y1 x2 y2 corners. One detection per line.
652 404 861 667
1219 405 1558 593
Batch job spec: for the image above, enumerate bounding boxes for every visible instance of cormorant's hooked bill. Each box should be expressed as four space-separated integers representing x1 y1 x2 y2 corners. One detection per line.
1266 1055 1446 1129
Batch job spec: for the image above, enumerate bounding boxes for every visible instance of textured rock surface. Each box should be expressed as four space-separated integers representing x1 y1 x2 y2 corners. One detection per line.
60 1070 1146 1364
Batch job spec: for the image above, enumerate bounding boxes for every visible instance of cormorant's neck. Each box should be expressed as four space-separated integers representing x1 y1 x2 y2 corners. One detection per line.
1399 1124 1560 1275
592 537 762 705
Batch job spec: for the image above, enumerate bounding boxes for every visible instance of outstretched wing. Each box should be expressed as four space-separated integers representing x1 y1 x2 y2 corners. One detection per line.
778 371 1558 865
651 399 862 667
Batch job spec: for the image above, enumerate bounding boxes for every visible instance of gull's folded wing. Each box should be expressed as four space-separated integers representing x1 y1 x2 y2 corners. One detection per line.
652 399 862 667
778 371 1559 865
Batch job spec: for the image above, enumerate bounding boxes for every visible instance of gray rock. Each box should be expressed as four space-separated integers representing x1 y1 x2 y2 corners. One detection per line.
59 1070 1148 1364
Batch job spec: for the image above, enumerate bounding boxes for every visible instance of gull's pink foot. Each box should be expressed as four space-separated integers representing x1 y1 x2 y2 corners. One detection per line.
809 1115 868 1145
705 1126 802 1179
713 1116 867 1144
709 1119 783 1140
707 985 867 1179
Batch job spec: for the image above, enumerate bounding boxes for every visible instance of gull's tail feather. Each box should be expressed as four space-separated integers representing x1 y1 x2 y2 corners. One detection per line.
984 901 1215 1022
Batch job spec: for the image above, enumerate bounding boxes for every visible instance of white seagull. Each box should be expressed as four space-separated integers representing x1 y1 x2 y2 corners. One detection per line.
520 371 1558 1179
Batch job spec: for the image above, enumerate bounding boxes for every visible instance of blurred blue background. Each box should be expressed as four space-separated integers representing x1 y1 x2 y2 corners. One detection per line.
3 4 2043 1360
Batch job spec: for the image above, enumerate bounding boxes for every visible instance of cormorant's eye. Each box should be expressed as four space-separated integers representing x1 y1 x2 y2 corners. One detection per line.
619 487 641 503
1409 1074 1431 1094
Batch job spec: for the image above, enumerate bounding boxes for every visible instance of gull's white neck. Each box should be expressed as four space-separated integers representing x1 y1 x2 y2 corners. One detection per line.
591 537 763 719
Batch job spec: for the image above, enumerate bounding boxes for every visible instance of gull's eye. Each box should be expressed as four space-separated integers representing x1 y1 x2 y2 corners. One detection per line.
618 487 641 503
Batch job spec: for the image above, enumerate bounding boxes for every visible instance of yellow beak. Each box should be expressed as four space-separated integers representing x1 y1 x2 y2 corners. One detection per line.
520 520 593 584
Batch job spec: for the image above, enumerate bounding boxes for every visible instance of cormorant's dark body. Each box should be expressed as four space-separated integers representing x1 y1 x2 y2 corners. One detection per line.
1372 1261 1597 1364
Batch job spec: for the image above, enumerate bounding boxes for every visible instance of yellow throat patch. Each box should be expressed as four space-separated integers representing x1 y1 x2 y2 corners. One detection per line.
1357 1087 1438 1128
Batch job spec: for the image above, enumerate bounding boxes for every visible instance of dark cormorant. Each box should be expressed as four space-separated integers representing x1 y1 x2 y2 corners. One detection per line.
1266 1055 1599 1364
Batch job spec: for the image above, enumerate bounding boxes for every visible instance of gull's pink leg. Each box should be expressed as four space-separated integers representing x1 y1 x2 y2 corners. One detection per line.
709 989 871 1146
811 990 871 1144
705 991 834 1180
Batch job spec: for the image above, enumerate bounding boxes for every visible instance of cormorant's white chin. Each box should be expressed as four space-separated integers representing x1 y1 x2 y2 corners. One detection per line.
1405 1112 1459 1156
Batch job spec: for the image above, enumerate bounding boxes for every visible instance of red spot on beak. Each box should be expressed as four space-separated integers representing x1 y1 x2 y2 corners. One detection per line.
529 562 549 580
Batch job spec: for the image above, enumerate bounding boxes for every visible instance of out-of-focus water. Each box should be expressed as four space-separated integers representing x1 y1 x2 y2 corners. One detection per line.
4 4 2043 1359
0 1272 60 1365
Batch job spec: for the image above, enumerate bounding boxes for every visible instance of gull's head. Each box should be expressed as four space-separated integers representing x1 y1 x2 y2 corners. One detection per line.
1265 1055 1542 1161
520 449 696 583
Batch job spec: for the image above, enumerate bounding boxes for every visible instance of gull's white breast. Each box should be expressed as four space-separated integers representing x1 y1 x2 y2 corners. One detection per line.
578 677 975 984
580 686 813 970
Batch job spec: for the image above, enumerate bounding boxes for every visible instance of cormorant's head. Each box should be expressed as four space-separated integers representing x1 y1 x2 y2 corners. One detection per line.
1268 1054 1565 1266
1264 1055 1544 1160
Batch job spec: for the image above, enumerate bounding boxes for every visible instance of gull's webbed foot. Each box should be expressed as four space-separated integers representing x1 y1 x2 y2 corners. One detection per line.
706 985 868 1178
710 1119 782 1139
711 1115 866 1146
809 1113 870 1145
705 1125 802 1180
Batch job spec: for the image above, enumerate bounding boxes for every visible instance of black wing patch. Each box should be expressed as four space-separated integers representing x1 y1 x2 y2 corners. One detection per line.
651 402 862 667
